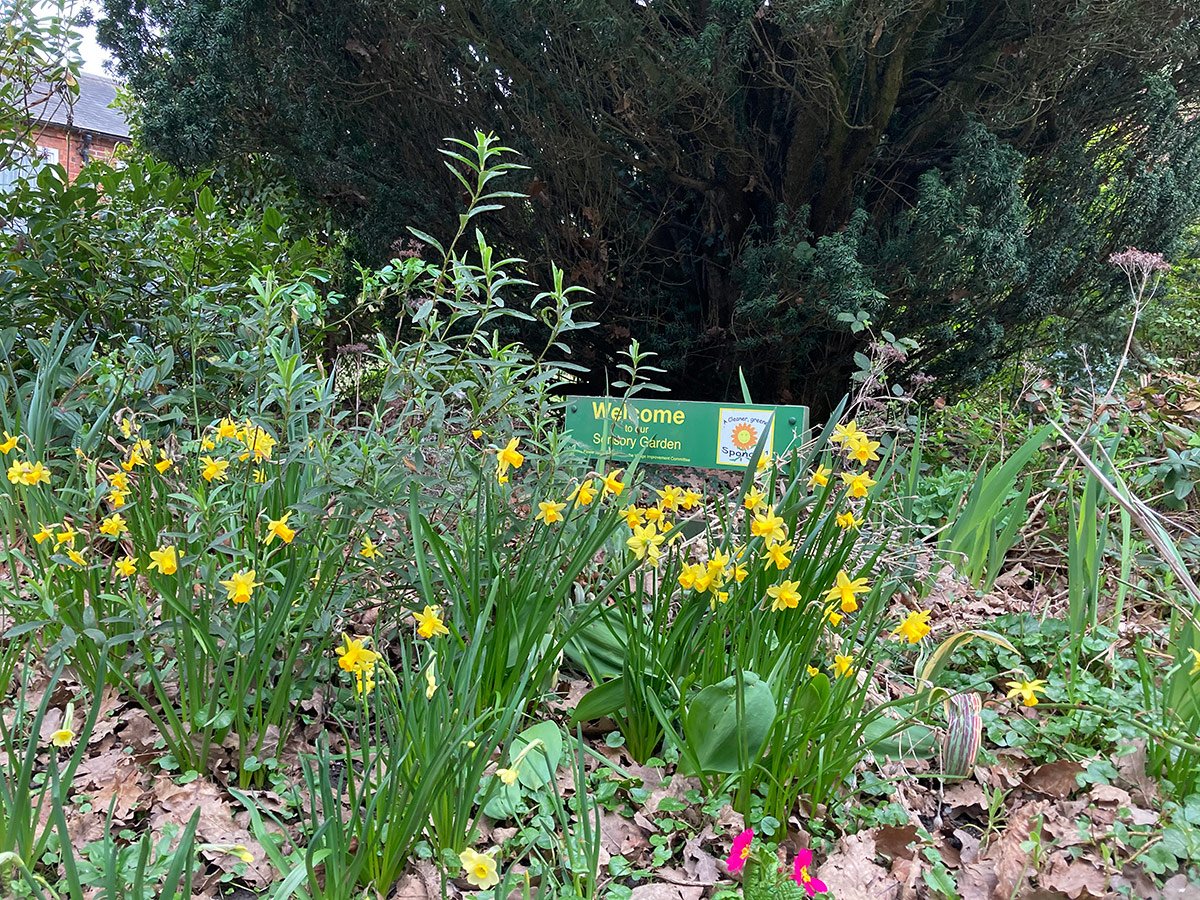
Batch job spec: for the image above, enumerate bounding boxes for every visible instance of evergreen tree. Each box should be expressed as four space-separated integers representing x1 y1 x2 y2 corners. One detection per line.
97 0 1200 405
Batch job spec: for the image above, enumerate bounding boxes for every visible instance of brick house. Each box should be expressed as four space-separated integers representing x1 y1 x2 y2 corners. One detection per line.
4 72 130 184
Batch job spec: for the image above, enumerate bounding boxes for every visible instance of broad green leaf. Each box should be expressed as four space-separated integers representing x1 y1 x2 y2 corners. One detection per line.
511 721 563 789
681 672 776 775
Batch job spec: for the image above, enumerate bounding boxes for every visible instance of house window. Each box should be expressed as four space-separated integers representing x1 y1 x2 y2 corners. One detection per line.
0 144 59 192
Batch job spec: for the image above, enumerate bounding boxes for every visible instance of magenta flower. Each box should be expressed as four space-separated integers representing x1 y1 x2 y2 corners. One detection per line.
726 828 754 874
793 848 827 897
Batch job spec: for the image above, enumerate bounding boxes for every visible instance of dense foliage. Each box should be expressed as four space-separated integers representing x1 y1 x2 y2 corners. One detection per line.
95 0 1200 407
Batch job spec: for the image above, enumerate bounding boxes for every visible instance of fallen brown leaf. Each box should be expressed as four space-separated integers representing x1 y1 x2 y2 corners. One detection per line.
599 809 649 861
814 830 896 899
945 779 987 810
1161 873 1200 899
681 826 720 885
628 885 703 900
956 860 999 900
1039 853 1108 899
150 776 272 888
981 799 1047 899
1115 740 1158 807
1024 760 1085 799
873 824 919 861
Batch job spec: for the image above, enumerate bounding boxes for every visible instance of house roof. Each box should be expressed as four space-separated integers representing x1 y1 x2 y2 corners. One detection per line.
27 72 130 140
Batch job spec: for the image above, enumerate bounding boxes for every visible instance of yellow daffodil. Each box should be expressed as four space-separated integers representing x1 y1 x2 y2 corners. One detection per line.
678 563 703 590
495 438 525 482
424 664 438 699
836 510 862 531
620 504 645 528
336 635 380 697
0 432 19 454
656 485 683 511
109 488 128 509
767 580 802 612
535 500 567 525
680 489 702 510
66 548 87 567
459 848 500 890
841 470 876 499
824 570 869 613
337 634 380 673
360 536 379 559
824 605 843 627
121 448 146 472
109 471 130 491
763 540 794 571
154 451 173 474
265 511 296 545
99 513 126 537
355 669 376 696
806 665 820 677
8 460 50 486
200 456 229 483
50 726 75 747
32 523 54 544
220 569 262 604
626 522 665 564
894 609 932 644
831 420 862 445
707 548 731 575
238 424 277 462
750 509 787 544
601 469 626 496
834 654 855 678
731 562 749 583
756 451 772 472
643 506 664 524
845 435 882 465
414 605 449 639
1005 679 1048 707
569 478 597 506
496 767 519 786
743 488 767 511
1190 648 1200 676
808 464 833 490
217 416 240 440
471 429 483 439
148 545 179 575
114 556 137 576
201 436 216 451
55 525 77 547
213 845 255 864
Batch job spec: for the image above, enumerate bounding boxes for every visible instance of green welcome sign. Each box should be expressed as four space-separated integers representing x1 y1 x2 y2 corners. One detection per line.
563 397 809 470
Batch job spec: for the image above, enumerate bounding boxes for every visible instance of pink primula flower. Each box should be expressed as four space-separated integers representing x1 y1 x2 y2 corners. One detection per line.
793 848 827 897
726 828 754 874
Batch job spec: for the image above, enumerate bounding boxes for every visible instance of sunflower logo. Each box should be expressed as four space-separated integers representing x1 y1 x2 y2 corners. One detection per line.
731 422 759 450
